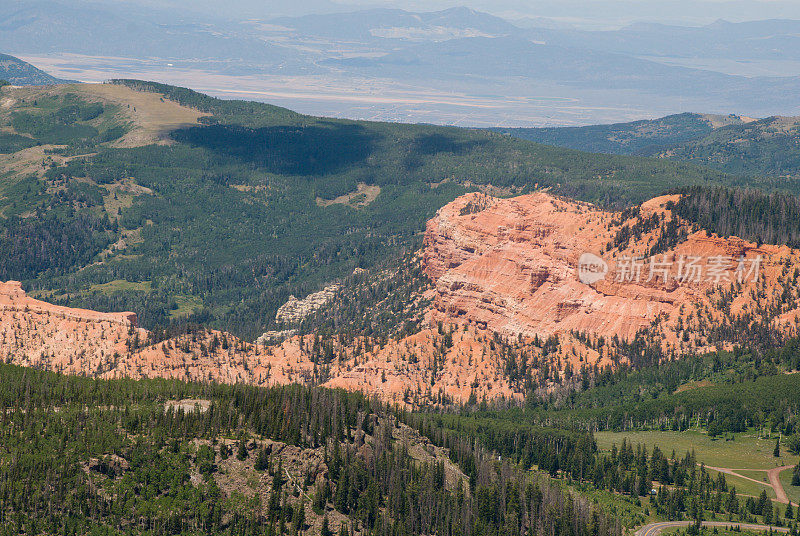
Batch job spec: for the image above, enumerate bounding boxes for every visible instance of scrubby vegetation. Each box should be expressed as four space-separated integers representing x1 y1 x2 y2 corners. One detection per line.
0 132 36 153
9 92 126 146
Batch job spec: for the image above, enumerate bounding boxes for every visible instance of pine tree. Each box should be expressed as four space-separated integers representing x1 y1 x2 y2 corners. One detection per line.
775 439 781 458
292 499 306 535
757 490 769 516
321 516 333 536
237 438 248 461
763 498 773 525
254 447 269 471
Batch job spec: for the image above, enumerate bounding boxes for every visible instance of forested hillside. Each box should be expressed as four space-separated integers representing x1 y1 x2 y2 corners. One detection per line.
468 328 800 437
497 113 800 182
0 53 69 85
0 80 740 340
4 356 798 535
667 186 800 247
0 362 619 536
494 113 719 156
666 116 800 179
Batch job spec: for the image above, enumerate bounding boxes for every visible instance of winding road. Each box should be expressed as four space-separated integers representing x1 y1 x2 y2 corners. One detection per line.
704 465 796 505
636 521 791 536
633 465 798 536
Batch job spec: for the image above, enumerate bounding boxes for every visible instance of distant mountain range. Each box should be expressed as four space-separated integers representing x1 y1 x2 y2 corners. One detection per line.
270 7 519 41
526 19 800 62
5 1 800 123
0 53 67 85
0 1 313 75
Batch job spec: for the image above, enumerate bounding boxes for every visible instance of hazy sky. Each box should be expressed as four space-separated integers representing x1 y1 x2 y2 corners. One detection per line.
134 0 800 28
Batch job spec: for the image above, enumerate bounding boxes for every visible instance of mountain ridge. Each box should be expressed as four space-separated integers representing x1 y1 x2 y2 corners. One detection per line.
497 112 800 179
8 2 800 123
0 79 744 341
0 52 69 85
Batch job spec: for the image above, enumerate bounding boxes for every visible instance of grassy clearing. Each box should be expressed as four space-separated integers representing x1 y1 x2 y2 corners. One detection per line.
75 84 208 147
168 295 203 319
779 467 800 505
735 470 771 483
595 430 797 470
565 481 653 529
102 186 136 217
89 279 151 294
317 182 381 208
705 468 775 499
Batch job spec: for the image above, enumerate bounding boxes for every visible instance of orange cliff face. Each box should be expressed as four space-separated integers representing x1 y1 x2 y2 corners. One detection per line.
4 191 800 406
0 280 141 374
0 279 534 406
422 192 800 353
0 281 138 326
423 192 619 337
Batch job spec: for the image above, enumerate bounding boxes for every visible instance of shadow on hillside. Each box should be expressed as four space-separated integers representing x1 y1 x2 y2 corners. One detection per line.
404 133 488 170
172 122 378 176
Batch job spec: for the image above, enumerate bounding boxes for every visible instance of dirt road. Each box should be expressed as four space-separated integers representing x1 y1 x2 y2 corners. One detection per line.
636 521 790 536
767 465 794 504
704 464 796 505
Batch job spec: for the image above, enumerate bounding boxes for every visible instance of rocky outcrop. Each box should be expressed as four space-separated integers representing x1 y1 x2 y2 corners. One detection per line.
0 280 536 405
256 329 298 345
275 285 339 324
0 281 142 374
422 192 798 349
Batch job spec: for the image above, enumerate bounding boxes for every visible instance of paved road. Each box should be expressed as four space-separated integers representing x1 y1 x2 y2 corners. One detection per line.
636 521 791 536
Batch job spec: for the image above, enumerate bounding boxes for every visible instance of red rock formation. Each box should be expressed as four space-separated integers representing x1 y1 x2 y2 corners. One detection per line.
3 191 800 406
0 280 142 375
0 279 537 405
0 281 137 326
422 192 799 350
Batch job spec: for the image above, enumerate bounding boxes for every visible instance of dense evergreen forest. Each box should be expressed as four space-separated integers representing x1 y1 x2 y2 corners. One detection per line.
4 358 800 535
668 187 800 248
459 331 800 441
0 363 623 536
0 81 742 340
